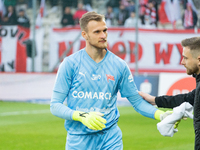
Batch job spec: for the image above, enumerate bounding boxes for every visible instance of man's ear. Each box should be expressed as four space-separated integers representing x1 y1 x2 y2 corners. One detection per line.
81 31 87 40
198 55 200 66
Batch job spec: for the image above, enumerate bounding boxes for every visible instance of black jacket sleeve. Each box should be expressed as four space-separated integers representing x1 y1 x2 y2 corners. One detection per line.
155 89 195 108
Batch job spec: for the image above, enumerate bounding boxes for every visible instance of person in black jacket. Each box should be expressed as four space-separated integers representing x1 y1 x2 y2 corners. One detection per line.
61 6 75 27
138 37 200 150
2 5 17 25
17 9 30 28
117 3 129 26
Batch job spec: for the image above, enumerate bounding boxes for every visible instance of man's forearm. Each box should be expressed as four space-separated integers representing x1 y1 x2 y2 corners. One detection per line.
50 91 74 120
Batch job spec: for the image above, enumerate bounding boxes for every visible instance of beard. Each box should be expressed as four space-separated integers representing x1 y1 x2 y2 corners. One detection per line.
186 64 199 75
87 35 107 50
88 41 107 49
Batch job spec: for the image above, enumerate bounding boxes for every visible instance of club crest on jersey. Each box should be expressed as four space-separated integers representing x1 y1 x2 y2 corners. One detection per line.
91 74 101 80
106 74 115 82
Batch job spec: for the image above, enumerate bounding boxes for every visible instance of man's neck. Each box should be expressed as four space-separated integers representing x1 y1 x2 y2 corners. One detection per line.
85 46 107 63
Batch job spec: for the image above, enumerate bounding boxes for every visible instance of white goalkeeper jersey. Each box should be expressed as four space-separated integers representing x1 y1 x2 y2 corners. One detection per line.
51 48 157 134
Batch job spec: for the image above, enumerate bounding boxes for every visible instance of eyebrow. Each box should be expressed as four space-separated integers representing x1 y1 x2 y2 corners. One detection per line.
93 27 107 33
182 54 187 58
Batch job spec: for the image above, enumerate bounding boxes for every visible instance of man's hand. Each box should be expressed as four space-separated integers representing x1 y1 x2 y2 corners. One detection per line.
138 91 156 105
72 111 107 130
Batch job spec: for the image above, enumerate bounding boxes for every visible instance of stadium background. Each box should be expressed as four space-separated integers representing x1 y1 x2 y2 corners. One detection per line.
0 0 199 149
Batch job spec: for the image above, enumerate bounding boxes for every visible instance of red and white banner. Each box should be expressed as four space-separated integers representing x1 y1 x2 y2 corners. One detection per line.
0 25 43 72
49 27 200 73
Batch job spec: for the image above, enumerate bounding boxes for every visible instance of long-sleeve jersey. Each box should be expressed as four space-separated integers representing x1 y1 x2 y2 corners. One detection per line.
50 48 158 134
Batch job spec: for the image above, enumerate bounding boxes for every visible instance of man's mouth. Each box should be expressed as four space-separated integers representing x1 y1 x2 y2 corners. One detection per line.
99 40 106 43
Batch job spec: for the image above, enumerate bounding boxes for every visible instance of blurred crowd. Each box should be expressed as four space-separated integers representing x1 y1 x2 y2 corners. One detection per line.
60 0 199 29
0 0 30 28
0 0 199 30
104 0 199 29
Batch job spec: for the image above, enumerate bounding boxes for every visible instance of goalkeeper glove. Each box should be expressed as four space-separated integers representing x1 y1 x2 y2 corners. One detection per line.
72 111 107 130
154 110 173 121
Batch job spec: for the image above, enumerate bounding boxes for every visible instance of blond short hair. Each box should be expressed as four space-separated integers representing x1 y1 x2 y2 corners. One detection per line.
79 11 105 32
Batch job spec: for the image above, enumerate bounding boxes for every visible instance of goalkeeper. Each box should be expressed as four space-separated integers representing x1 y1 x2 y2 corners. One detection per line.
50 11 170 150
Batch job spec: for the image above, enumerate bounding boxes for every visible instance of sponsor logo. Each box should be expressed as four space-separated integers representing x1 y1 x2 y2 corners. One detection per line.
128 74 133 82
106 74 115 82
79 72 85 77
72 91 111 100
91 74 101 80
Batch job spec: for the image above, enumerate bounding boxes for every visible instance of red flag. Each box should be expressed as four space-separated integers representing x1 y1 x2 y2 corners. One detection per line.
36 0 45 27
158 0 181 25
158 1 170 24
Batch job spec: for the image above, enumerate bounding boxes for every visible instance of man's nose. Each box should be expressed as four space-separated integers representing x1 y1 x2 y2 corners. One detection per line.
100 32 106 38
181 58 184 65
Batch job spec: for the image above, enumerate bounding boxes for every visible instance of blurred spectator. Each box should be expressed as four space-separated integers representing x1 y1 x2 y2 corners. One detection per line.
16 8 30 28
117 4 129 26
2 5 17 25
105 6 115 27
73 2 87 25
182 0 198 16
106 0 121 17
126 0 135 15
121 0 129 7
143 1 157 28
16 0 28 12
182 3 198 29
61 6 75 27
124 11 137 27
139 0 148 25
182 0 197 11
148 0 159 26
